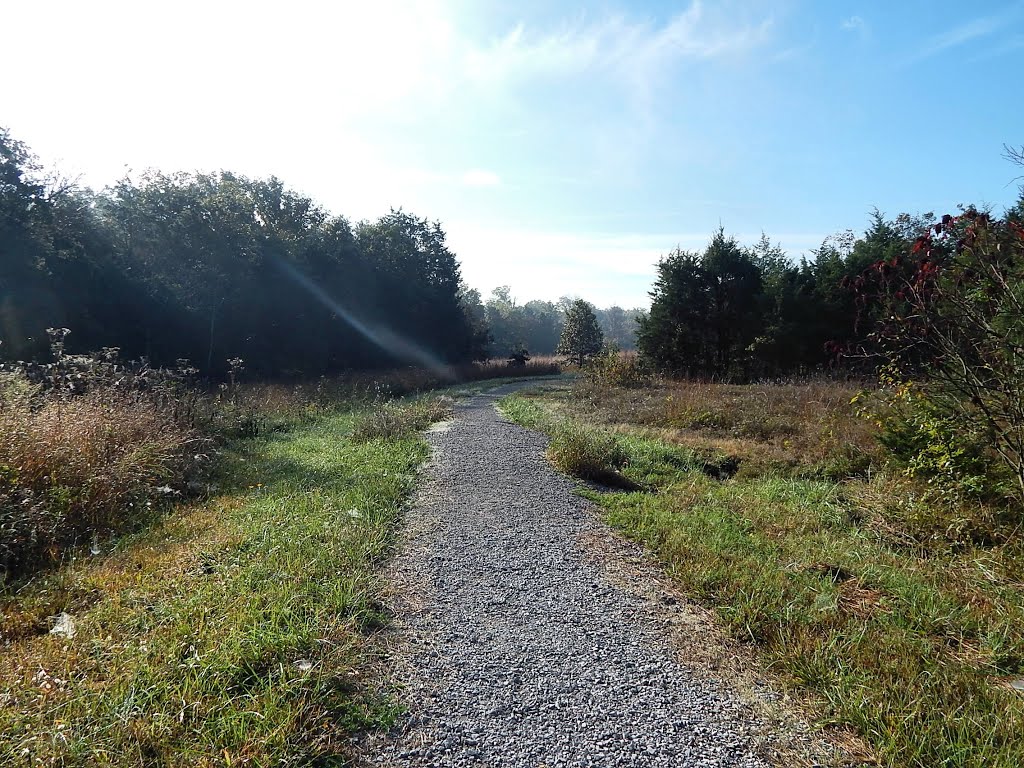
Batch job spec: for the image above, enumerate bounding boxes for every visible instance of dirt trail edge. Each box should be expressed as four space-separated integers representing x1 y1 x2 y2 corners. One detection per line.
362 383 848 768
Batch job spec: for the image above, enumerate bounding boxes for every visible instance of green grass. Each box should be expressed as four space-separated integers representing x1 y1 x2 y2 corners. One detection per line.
498 393 552 431
351 395 453 442
501 395 631 485
501 387 1024 768
547 422 628 484
0 401 432 766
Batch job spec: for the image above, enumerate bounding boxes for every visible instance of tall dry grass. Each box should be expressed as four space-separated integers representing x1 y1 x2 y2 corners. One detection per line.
0 386 204 578
0 354 562 580
572 375 879 478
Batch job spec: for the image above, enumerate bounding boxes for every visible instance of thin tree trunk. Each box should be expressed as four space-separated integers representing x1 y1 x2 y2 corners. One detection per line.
207 307 216 372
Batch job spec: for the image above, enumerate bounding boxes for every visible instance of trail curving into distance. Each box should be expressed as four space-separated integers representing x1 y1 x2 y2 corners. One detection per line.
364 383 802 768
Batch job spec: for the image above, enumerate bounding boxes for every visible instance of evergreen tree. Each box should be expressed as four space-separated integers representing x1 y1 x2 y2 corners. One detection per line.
702 229 762 376
636 248 711 375
637 230 761 378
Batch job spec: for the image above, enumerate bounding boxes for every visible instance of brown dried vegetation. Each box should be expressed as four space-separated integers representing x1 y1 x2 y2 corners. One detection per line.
572 376 879 479
0 384 205 579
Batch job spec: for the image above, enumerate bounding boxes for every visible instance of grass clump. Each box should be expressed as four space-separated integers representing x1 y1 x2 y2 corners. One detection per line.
547 422 628 484
351 396 453 442
0 383 205 579
499 394 633 486
497 394 552 431
581 347 649 389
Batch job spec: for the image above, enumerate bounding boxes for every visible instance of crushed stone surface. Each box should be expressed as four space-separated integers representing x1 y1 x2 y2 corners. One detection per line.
365 384 776 767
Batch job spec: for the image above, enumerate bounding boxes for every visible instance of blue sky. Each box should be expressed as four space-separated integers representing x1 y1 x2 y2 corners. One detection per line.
2 0 1022 307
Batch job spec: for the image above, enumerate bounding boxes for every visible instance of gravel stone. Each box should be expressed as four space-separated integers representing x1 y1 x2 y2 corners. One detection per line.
367 384 771 767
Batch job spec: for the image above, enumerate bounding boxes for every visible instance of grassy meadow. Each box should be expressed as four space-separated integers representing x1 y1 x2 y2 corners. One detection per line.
501 376 1024 768
0 358 560 766
0 395 450 765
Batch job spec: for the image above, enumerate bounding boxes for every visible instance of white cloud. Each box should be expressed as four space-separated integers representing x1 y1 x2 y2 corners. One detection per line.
640 2 774 61
461 170 501 187
907 10 1021 63
967 32 1024 63
921 16 999 54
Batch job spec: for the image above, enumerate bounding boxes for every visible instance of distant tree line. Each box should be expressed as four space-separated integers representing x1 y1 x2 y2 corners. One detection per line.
459 286 644 359
9 125 1018 383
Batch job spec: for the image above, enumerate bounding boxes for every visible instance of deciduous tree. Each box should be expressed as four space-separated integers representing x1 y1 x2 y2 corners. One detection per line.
558 299 603 367
864 207 1024 501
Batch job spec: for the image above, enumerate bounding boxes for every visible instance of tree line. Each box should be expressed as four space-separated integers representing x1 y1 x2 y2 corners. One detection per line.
460 285 643 359
6 124 1021 383
637 199 1023 379
1 129 484 375
0 128 644 375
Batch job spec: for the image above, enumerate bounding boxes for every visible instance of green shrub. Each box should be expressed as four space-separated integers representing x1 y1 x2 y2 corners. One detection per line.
0 372 39 407
872 380 999 502
866 210 1024 505
816 442 874 481
547 423 628 482
583 346 648 388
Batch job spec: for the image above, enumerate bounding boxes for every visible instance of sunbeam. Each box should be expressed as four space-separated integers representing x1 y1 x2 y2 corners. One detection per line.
272 256 456 379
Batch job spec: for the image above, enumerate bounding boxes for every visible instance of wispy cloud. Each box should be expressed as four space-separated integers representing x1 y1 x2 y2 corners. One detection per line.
449 1 777 188
967 32 1024 63
841 15 866 34
632 2 774 62
908 10 1017 63
925 17 1000 53
462 1 775 90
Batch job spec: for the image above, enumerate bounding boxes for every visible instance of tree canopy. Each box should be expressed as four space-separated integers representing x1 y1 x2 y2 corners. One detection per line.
557 299 604 367
635 213 979 380
638 230 763 378
0 130 480 375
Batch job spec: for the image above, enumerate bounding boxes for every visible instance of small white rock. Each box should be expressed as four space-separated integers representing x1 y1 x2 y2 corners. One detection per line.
50 613 76 639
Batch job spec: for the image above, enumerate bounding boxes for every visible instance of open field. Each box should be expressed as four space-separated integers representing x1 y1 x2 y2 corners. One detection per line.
6 363 1021 765
501 378 1024 768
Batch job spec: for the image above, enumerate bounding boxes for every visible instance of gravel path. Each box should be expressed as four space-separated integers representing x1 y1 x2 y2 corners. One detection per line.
366 384 776 767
